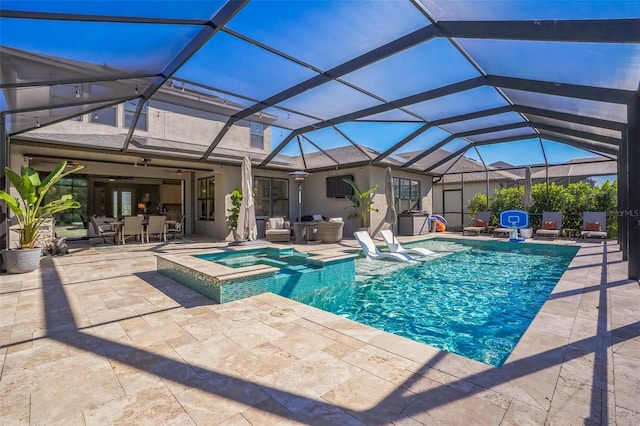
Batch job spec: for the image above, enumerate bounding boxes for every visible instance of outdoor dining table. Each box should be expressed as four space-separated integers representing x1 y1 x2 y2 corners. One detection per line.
109 219 176 244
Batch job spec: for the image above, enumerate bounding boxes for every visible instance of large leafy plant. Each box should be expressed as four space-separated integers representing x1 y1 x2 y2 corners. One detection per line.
343 178 378 228
1 161 84 248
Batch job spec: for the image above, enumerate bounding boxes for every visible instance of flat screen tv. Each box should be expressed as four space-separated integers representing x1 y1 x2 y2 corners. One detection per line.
326 175 354 198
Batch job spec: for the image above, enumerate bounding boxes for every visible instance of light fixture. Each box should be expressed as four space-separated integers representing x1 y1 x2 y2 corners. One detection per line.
140 158 151 167
176 169 182 175
94 112 99 120
289 171 310 223
75 87 80 98
35 119 40 128
134 85 138 95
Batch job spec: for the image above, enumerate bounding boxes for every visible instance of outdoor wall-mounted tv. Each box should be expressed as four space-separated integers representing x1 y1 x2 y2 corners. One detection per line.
326 175 354 198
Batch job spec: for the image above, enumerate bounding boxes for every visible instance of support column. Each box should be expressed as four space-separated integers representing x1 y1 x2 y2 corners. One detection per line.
619 125 628 260
628 93 640 279
1 115 8 250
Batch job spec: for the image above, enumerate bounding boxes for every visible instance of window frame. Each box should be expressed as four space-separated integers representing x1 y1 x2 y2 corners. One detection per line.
254 176 289 219
197 176 215 221
394 177 421 213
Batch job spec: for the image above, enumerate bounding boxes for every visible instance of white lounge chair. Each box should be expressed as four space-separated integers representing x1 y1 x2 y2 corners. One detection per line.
354 231 415 262
380 230 435 257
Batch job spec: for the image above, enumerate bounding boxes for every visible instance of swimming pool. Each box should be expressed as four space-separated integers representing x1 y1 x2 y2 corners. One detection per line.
292 239 578 367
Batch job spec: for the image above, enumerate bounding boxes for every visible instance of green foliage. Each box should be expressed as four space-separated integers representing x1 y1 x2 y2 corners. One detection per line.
467 193 488 216
0 161 84 248
225 188 243 230
488 187 525 215
342 178 379 228
466 180 618 237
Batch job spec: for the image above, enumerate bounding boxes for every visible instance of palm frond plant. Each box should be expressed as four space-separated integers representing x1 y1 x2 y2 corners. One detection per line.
343 178 378 228
0 161 84 248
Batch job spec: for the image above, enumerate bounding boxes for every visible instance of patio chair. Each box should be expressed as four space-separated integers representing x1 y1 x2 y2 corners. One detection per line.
380 230 435 257
463 211 491 236
145 215 166 243
580 212 607 241
121 216 144 245
265 217 292 242
89 216 116 244
354 231 416 262
166 214 185 240
535 212 562 240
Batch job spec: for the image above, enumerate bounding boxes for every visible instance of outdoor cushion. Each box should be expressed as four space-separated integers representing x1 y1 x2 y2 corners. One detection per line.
328 217 343 223
474 219 486 227
586 222 601 232
267 217 287 229
543 221 558 230
312 214 324 221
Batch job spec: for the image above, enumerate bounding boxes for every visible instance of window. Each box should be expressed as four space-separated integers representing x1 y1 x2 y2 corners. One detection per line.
255 177 288 218
42 177 88 236
250 122 264 149
90 106 117 126
394 177 420 213
125 99 148 131
197 176 215 220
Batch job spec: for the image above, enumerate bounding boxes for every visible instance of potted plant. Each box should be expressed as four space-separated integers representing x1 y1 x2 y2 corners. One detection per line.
0 161 84 273
343 178 378 230
225 188 243 240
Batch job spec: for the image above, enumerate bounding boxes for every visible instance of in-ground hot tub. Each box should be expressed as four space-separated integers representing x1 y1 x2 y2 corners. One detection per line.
157 246 355 304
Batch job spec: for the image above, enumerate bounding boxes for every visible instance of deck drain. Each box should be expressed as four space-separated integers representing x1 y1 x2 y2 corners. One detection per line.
270 308 294 317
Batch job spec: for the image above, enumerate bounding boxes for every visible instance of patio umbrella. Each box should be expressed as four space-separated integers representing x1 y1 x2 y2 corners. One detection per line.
384 167 397 226
523 166 533 209
237 157 257 241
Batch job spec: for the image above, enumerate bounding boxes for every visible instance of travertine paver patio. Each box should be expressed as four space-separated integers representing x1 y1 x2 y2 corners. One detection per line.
1 236 638 425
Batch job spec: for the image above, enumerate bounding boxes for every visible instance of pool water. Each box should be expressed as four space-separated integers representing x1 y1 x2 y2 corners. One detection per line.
292 239 578 367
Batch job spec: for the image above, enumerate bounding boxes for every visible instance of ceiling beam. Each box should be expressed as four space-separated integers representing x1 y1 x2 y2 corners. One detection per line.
423 146 470 173
0 72 160 90
488 75 635 104
437 19 640 43
528 121 620 146
515 105 626 131
540 134 619 157
0 9 208 25
401 135 455 168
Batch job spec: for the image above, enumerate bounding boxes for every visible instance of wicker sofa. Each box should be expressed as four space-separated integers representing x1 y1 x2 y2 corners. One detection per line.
309 219 344 243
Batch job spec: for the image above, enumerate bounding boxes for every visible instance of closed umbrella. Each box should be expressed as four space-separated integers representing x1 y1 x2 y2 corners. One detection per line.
237 157 257 241
384 167 397 225
523 166 533 209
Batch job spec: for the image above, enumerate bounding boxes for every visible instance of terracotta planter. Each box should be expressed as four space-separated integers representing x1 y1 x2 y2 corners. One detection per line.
1 248 42 274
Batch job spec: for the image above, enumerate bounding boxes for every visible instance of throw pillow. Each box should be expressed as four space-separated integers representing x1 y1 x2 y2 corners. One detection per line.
543 221 557 230
312 214 324 221
585 222 601 232
328 217 343 223
474 219 486 227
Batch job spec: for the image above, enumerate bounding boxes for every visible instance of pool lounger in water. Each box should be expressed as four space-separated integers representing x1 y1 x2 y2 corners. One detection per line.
380 230 436 258
354 231 417 262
